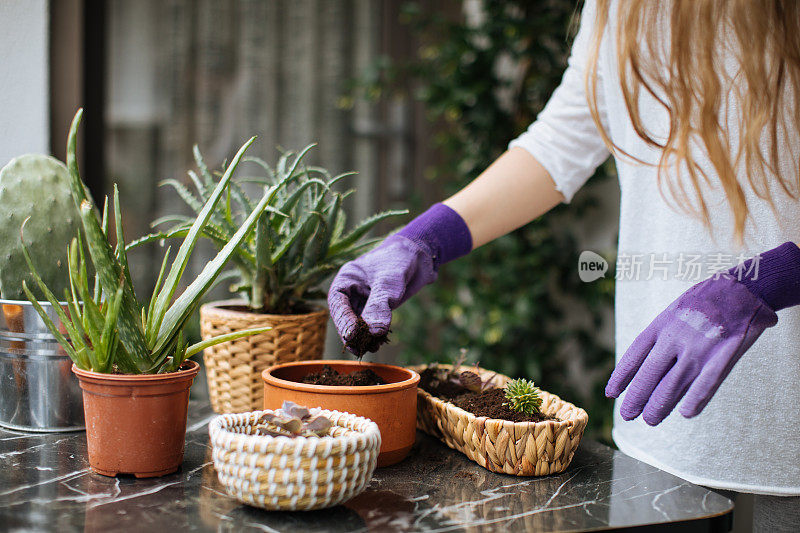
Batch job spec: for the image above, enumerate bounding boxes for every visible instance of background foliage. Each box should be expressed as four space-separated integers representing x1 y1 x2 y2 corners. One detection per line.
355 0 617 442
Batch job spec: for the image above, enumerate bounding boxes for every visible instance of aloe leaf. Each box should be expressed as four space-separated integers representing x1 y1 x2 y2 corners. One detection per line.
184 327 271 358
113 185 135 295
151 214 194 229
22 282 82 367
252 212 269 310
243 156 276 183
330 208 346 242
330 170 358 185
327 209 408 257
160 179 205 215
160 224 257 268
98 283 124 372
193 144 215 188
125 232 166 251
271 179 329 229
187 170 207 199
271 211 316 264
302 216 328 268
149 136 256 342
66 240 103 351
78 200 150 371
146 246 171 337
328 236 384 262
20 234 88 359
72 347 92 371
291 263 339 299
151 181 273 356
285 144 316 180
228 179 254 215
67 111 150 370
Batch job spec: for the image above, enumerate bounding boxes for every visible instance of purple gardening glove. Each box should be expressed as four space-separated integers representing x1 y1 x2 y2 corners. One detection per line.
606 242 800 426
328 203 472 356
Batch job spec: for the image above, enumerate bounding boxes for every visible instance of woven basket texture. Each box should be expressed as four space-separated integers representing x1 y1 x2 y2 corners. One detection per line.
209 408 381 510
412 365 588 476
200 301 328 413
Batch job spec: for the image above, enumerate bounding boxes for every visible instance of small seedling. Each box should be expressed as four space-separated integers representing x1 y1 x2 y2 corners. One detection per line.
503 378 542 415
255 400 333 438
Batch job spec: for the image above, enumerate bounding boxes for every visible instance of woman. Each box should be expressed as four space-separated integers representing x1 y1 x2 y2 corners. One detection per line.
328 1 800 530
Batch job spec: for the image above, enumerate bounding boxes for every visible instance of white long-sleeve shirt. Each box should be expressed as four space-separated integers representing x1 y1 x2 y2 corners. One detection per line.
510 0 800 495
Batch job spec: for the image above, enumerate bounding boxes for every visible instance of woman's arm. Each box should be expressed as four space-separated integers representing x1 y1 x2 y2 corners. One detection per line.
443 147 565 249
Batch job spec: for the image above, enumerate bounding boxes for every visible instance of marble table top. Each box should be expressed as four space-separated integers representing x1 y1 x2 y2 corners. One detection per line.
0 399 733 532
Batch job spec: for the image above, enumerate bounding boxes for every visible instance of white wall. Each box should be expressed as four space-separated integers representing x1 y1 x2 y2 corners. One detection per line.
0 0 49 166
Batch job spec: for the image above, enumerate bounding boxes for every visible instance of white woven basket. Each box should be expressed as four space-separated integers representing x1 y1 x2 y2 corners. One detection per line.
209 408 380 511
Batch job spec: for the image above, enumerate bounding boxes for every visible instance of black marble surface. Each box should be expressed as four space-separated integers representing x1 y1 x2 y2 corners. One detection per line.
0 399 733 532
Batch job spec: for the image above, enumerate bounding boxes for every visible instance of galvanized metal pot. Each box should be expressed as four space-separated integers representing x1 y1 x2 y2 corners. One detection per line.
0 300 84 432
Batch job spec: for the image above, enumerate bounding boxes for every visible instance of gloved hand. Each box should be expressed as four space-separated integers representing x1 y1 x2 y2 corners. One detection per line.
328 203 472 356
606 242 800 425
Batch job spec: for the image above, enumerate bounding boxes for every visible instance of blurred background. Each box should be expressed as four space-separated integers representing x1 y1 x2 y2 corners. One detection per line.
2 0 618 441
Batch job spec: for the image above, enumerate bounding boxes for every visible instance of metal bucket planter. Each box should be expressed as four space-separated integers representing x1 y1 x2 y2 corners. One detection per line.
0 300 84 432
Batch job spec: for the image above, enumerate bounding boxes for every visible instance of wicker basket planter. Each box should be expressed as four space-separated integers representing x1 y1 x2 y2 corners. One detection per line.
412 364 588 476
200 300 328 413
209 408 381 511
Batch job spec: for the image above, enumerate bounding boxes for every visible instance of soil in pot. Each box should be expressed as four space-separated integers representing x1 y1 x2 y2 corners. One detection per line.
419 367 558 424
344 317 389 358
300 364 386 386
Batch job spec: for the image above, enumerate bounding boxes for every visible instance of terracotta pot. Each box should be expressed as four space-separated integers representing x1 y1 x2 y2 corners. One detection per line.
72 360 200 478
262 360 419 467
200 300 328 413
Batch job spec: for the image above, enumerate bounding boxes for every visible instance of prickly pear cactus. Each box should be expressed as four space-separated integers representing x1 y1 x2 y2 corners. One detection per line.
0 154 82 300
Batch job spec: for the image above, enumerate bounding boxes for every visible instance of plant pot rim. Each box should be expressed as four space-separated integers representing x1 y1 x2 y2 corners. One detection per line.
262 359 420 395
71 359 200 384
200 299 328 320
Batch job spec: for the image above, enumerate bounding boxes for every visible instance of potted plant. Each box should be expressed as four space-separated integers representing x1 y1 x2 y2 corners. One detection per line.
209 400 380 510
412 353 589 476
261 359 419 467
141 144 407 413
0 153 85 432
22 109 273 477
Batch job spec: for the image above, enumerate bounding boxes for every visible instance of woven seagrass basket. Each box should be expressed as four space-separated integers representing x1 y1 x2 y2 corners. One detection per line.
200 300 328 413
412 364 588 476
209 408 381 511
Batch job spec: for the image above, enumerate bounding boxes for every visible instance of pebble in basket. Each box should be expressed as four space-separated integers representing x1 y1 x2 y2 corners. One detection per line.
415 355 588 476
139 144 407 413
209 400 381 511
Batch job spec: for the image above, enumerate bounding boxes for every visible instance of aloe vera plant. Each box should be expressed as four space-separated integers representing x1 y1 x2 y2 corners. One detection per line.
21 109 274 374
136 144 407 314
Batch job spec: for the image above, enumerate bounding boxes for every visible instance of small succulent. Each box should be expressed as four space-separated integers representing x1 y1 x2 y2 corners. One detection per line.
255 401 333 438
503 378 542 415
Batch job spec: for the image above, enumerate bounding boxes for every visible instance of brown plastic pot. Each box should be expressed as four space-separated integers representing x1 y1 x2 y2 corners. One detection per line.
72 360 200 478
262 360 419 467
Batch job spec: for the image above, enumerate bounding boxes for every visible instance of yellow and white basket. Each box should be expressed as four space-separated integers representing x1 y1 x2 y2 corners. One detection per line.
209 408 381 510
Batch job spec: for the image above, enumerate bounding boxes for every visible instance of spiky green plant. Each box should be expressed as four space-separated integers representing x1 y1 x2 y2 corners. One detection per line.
503 378 542 415
21 109 275 374
135 144 407 314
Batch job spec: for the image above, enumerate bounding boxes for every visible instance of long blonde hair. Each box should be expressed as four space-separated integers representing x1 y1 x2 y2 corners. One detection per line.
585 0 800 239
